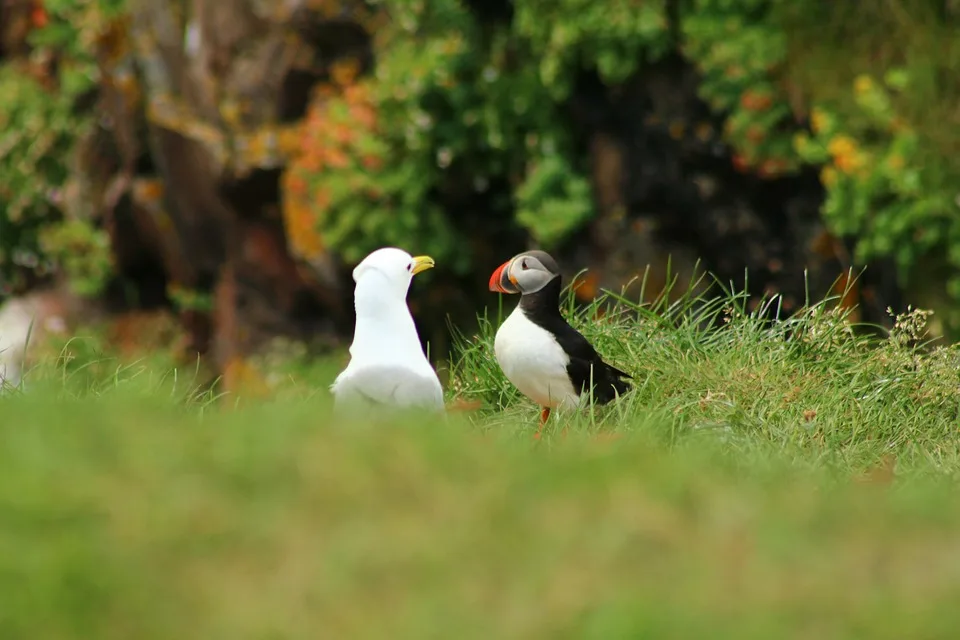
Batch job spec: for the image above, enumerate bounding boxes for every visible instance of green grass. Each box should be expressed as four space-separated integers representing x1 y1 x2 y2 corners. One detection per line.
3 279 960 638
455 276 960 477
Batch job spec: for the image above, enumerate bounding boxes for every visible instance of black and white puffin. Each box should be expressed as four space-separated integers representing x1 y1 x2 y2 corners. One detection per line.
488 250 632 436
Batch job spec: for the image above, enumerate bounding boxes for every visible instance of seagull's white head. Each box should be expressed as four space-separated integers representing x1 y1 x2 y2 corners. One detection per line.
352 247 436 303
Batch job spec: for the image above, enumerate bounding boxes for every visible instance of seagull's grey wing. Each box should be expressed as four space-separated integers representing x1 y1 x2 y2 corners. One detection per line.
332 364 444 412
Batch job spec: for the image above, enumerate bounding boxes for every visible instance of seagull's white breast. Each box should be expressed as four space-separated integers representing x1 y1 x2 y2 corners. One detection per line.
493 306 579 410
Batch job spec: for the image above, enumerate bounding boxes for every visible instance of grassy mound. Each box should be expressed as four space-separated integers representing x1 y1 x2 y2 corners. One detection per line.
455 279 960 477
2 282 960 637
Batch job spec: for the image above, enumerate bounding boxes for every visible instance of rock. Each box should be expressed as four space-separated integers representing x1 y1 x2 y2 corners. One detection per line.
0 287 93 388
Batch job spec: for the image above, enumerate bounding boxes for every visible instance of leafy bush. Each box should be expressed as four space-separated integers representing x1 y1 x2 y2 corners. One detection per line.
5 0 960 331
793 71 945 277
0 0 124 296
682 0 800 177
285 0 814 271
0 66 77 292
289 0 662 269
512 0 671 99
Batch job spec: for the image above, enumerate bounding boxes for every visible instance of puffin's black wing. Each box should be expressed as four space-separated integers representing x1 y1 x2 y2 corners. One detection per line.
519 277 632 405
554 326 633 404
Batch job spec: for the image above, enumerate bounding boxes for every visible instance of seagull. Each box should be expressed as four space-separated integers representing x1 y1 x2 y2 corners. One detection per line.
330 247 445 414
488 250 631 437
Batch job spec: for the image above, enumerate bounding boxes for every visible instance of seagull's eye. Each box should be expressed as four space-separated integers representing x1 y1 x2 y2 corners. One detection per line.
521 260 529 270
407 263 412 271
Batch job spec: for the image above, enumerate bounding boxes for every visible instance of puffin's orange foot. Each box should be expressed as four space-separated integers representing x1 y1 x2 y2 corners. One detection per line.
534 407 550 440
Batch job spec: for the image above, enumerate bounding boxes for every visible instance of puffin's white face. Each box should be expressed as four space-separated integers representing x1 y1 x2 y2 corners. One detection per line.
353 247 435 296
488 250 560 295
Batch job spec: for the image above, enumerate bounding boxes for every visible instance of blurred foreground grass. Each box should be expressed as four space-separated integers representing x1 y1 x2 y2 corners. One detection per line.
3 282 960 638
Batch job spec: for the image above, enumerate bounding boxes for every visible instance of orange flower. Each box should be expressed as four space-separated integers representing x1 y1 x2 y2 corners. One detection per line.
315 83 336 99
725 65 744 79
745 125 766 144
278 127 303 156
362 154 383 171
834 147 865 174
286 172 307 196
325 147 349 169
333 124 354 145
31 3 47 28
330 58 361 87
826 134 866 174
820 166 838 188
827 135 856 158
344 83 368 103
282 193 325 261
296 148 323 172
137 179 164 201
740 91 773 111
573 272 600 301
349 103 377 129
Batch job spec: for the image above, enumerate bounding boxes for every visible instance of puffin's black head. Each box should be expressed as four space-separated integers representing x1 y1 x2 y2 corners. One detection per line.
488 250 561 295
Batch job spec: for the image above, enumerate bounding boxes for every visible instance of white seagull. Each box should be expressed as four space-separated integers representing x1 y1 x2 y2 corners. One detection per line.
330 247 444 414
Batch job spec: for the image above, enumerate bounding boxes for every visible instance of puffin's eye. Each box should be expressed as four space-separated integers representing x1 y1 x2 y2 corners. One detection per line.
521 260 529 270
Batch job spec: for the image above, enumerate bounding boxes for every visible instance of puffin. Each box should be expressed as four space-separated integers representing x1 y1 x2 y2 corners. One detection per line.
488 250 632 436
330 247 445 414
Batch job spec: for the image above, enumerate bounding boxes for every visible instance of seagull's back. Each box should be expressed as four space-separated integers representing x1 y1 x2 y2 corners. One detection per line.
331 269 443 412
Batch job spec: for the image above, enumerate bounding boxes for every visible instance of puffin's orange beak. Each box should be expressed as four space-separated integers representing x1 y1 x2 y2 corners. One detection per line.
489 259 518 293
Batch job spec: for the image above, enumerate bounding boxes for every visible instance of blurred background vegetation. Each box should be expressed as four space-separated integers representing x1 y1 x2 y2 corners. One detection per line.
3 0 960 390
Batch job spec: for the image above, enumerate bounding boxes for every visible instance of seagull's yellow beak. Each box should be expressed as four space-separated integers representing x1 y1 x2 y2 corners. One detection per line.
410 255 436 276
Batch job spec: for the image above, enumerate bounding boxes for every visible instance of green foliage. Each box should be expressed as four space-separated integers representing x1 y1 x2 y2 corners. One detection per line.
0 68 76 291
515 154 593 248
793 67 960 325
284 0 960 324
27 0 127 94
310 14 478 270
681 0 799 176
166 285 214 314
294 1 478 270
300 0 667 265
0 0 125 296
793 72 951 284
454 278 958 470
38 219 114 296
3 0 960 331
770 1 960 326
679 0 960 325
513 0 671 99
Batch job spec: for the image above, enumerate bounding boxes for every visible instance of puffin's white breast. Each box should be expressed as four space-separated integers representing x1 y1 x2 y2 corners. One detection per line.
493 306 580 409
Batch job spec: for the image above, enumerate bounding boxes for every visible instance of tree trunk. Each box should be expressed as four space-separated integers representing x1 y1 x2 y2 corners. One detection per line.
81 0 369 384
